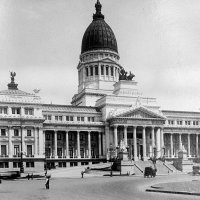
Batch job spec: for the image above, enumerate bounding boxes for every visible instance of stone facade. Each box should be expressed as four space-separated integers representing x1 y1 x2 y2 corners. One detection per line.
1 1 200 173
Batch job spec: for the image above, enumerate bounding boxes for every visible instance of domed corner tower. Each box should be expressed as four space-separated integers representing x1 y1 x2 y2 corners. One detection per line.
72 0 122 107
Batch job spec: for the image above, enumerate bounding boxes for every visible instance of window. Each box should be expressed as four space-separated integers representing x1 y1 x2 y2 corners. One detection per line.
95 66 98 75
111 67 113 76
0 107 7 114
58 133 61 140
44 115 47 120
177 120 182 125
91 117 95 122
14 145 19 156
46 134 50 140
1 145 7 156
81 117 84 122
48 115 52 120
13 162 20 168
101 66 104 75
1 129 6 136
70 116 74 121
88 117 91 122
26 162 34 168
55 116 58 121
90 66 93 76
12 107 20 114
24 108 34 115
86 68 89 76
0 162 9 168
14 129 19 136
27 145 32 156
27 130 32 136
168 120 174 125
69 134 72 140
106 66 109 75
77 117 80 121
66 116 69 121
59 116 63 121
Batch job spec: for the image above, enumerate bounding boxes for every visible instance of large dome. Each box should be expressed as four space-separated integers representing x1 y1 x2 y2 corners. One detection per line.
81 1 118 54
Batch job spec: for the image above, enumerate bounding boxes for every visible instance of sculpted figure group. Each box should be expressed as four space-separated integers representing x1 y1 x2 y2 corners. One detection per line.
119 67 135 81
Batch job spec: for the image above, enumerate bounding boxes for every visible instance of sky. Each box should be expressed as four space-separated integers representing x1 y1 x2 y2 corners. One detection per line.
1 0 200 111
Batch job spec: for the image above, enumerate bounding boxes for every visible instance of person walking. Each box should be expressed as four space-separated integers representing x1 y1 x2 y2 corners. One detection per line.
45 177 50 189
27 173 30 180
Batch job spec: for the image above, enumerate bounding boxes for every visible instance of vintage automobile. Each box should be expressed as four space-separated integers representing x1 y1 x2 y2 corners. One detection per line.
144 167 157 178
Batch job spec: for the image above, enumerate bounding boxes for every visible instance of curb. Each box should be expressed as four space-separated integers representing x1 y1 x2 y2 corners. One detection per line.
146 189 200 196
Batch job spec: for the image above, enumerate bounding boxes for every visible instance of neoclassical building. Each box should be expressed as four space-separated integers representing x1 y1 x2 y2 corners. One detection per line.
1 0 200 172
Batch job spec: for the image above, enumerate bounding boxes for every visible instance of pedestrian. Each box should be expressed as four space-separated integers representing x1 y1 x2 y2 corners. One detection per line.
45 177 50 189
27 173 30 180
81 171 84 178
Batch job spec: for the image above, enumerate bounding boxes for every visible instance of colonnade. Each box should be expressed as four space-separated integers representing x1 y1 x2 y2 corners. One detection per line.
166 133 199 158
112 125 164 161
45 130 104 159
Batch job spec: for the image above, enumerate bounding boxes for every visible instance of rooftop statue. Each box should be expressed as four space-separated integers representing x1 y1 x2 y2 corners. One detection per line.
10 71 16 83
119 67 135 81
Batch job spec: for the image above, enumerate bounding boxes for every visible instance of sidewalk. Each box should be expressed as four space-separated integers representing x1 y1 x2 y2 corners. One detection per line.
146 177 200 196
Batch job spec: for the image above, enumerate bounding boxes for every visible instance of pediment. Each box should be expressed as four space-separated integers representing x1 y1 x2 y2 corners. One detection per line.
115 107 166 120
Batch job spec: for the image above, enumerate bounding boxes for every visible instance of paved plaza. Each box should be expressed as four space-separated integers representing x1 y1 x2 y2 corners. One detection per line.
1 174 200 200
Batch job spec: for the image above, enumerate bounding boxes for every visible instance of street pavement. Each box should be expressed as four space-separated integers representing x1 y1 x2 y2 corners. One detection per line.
1 173 200 200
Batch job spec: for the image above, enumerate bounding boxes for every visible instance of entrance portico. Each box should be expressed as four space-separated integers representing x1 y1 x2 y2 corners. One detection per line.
108 107 166 161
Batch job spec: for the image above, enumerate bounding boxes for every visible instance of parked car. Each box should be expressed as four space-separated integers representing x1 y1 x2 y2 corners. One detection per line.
193 165 200 175
144 167 156 178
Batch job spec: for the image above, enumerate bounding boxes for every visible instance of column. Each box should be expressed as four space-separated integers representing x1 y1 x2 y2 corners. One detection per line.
88 131 91 158
66 131 69 158
40 129 45 156
114 125 118 148
21 127 25 153
179 133 182 150
133 126 138 161
196 134 198 157
124 126 128 147
77 131 80 158
170 133 174 158
142 126 147 161
151 126 155 148
8 127 12 157
160 127 164 148
34 127 38 156
188 134 191 157
98 132 102 157
156 128 161 157
54 131 57 158
98 63 101 79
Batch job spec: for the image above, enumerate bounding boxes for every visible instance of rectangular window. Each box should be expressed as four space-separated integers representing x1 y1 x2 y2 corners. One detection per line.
55 116 58 121
0 107 8 114
58 133 61 140
26 162 34 168
27 130 32 136
1 145 7 156
77 117 80 121
81 117 84 122
48 115 51 120
91 117 95 122
44 115 47 120
46 134 50 140
193 121 196 126
25 108 34 115
88 117 91 122
14 145 19 156
101 66 104 75
111 67 113 76
86 68 89 77
27 145 32 156
59 116 63 121
66 116 69 121
70 116 74 121
13 162 20 168
95 66 98 75
12 108 20 114
1 129 6 136
188 121 190 125
14 129 19 136
106 66 109 75
90 66 93 76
